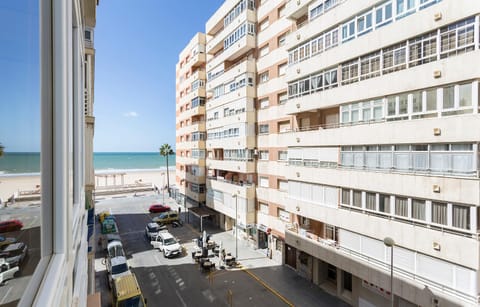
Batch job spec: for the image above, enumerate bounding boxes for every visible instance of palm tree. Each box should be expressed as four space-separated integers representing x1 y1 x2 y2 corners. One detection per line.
0 143 4 157
159 144 174 197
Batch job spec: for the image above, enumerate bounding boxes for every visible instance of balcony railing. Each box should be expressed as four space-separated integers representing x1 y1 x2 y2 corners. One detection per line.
207 176 254 187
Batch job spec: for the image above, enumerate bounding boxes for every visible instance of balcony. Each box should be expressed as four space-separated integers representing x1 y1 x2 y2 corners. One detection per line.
207 86 256 110
207 9 256 55
207 158 255 173
175 155 206 167
285 0 312 20
207 176 255 199
207 58 255 91
207 34 256 70
178 105 206 122
207 135 256 150
188 52 206 70
178 120 206 136
186 172 206 185
207 111 255 130
185 188 206 203
175 140 206 151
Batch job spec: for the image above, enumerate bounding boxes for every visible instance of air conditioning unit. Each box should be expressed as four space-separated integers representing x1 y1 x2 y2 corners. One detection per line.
433 128 441 136
434 12 442 21
433 70 442 78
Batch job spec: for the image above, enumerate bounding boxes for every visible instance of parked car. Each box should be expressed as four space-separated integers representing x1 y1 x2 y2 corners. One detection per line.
149 203 170 213
150 232 182 258
152 211 179 225
0 242 28 268
0 258 19 285
0 236 17 248
107 240 125 259
0 220 23 233
106 255 130 289
145 222 166 240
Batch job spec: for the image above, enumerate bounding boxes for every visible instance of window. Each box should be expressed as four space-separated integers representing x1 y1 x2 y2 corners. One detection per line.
375 1 393 26
343 271 352 292
357 10 373 35
259 44 269 57
259 124 269 134
342 19 355 42
327 264 337 282
278 63 287 76
459 83 472 107
432 202 447 225
278 32 287 47
379 194 390 213
395 197 408 217
278 208 290 222
342 188 350 205
325 224 337 241
412 199 426 220
366 192 376 210
259 97 269 109
259 203 269 214
278 5 286 18
259 18 269 31
278 121 290 133
259 176 269 188
259 71 269 83
259 150 269 160
278 180 288 191
278 150 288 161
452 205 470 229
353 190 362 207
278 92 288 105
443 85 455 109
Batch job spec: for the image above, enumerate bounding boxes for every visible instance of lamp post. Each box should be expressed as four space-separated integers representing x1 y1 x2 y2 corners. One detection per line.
161 173 165 204
232 192 239 259
384 237 395 307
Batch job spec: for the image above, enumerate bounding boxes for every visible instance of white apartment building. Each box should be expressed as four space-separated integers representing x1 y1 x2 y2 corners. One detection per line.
175 33 208 208
179 0 480 306
283 0 480 306
204 0 258 239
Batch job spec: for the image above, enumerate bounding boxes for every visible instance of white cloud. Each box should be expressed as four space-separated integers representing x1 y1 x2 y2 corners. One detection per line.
123 111 139 117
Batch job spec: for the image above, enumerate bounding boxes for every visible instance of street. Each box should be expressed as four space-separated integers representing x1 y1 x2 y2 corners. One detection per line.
95 193 349 307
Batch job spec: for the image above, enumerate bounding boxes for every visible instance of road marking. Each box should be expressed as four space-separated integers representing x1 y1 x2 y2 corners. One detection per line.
0 286 13 305
175 290 187 307
241 267 294 307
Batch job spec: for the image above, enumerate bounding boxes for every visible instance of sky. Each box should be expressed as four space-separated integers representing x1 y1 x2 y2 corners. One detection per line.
0 0 223 152
94 0 224 152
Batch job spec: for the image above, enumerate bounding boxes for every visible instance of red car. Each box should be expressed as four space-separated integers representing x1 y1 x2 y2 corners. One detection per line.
149 204 170 213
0 220 23 233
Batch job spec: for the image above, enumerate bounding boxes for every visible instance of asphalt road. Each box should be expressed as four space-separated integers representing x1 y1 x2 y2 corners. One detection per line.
95 194 290 307
0 205 41 307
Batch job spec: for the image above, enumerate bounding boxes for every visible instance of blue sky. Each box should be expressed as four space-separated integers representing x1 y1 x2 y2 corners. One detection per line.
0 0 223 152
94 0 223 152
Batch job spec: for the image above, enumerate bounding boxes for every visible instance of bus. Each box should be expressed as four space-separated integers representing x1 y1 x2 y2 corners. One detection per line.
112 272 147 307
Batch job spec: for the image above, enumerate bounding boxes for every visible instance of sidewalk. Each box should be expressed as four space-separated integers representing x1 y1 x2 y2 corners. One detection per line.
165 197 350 307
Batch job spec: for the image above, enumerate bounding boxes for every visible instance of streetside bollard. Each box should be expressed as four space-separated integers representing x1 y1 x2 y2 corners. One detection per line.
227 289 233 307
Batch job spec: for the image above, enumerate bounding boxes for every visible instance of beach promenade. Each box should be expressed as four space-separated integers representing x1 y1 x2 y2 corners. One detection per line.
0 169 176 203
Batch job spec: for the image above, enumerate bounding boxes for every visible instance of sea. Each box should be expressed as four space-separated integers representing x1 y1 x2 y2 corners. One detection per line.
0 152 176 175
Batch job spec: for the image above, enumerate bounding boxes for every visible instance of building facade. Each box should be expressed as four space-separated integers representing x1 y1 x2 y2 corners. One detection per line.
177 0 480 306
175 33 208 209
3 0 100 306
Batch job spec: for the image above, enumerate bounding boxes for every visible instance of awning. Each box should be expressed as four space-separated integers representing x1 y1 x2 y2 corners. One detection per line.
189 206 218 218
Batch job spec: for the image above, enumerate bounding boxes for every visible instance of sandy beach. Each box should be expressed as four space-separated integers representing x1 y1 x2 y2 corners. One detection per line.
0 169 177 202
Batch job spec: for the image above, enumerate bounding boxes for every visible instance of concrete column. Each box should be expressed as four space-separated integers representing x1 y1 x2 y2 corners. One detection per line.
312 257 319 285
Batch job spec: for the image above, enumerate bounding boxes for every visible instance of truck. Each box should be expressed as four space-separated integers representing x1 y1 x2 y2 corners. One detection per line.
112 272 147 307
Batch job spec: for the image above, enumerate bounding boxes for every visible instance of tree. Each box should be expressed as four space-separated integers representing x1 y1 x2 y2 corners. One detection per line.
0 143 4 157
159 144 174 197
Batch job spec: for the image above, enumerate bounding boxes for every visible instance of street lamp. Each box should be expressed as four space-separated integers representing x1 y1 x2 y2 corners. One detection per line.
161 173 165 204
384 237 395 307
232 192 239 260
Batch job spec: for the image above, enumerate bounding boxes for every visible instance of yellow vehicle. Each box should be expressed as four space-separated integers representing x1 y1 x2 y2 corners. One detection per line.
112 272 147 307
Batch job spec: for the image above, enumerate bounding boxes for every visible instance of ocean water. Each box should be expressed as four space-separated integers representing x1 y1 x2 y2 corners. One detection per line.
0 152 176 175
